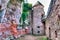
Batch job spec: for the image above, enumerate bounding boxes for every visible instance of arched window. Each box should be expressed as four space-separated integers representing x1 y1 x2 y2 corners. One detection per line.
55 31 57 38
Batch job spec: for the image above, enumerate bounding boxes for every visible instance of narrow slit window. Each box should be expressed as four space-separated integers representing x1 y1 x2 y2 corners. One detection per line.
55 31 57 38
37 31 40 33
37 26 40 28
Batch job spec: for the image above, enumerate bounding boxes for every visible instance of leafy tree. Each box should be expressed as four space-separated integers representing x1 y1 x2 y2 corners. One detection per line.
20 3 32 28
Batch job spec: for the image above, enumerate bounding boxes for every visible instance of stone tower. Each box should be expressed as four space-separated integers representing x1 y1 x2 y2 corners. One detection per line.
32 1 45 35
46 0 60 40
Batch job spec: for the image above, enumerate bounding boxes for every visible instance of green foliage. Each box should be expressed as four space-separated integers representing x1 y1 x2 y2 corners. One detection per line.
42 37 47 40
20 3 32 27
21 12 28 22
37 37 48 40
23 3 32 12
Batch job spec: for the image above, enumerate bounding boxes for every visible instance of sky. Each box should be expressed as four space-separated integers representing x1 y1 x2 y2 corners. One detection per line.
28 0 51 15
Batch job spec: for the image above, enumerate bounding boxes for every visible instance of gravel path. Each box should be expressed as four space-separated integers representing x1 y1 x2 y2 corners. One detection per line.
24 35 36 40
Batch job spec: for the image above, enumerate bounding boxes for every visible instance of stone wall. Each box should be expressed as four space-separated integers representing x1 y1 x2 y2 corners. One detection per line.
46 0 60 40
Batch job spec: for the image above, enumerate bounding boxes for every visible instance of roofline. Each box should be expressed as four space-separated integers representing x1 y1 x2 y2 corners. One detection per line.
32 1 44 8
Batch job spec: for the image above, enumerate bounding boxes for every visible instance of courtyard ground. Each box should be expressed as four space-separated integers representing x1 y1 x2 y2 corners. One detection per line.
16 35 47 40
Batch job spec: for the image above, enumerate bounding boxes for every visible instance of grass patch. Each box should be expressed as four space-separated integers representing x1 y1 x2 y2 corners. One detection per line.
36 37 48 40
